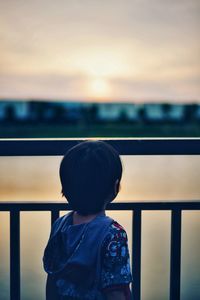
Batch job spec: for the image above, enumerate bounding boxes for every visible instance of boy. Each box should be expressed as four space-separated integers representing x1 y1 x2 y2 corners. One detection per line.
43 140 132 299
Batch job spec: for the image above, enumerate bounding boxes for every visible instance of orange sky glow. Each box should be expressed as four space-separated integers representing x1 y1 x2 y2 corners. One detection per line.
0 0 199 103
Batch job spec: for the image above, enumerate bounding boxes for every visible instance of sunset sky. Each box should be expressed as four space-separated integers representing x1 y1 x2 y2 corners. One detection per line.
0 0 199 102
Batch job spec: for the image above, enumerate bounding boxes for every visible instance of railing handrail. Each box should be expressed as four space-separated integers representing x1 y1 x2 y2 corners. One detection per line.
0 137 200 155
0 201 200 211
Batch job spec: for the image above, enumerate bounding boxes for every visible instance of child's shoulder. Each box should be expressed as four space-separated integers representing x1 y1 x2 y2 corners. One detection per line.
107 220 127 237
101 220 128 254
100 220 130 271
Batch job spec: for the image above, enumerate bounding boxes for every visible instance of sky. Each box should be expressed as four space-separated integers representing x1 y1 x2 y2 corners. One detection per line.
0 0 199 102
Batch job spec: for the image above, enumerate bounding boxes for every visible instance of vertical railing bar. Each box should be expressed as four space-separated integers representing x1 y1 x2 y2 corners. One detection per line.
132 209 142 300
51 210 60 227
170 209 182 300
10 210 20 300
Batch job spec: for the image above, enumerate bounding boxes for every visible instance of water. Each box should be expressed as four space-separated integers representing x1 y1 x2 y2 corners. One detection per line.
0 156 200 300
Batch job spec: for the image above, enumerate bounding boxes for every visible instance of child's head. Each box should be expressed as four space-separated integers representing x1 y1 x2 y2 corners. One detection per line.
59 140 122 215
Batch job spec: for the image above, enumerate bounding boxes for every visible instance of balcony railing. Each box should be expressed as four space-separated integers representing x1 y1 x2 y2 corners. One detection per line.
0 138 200 300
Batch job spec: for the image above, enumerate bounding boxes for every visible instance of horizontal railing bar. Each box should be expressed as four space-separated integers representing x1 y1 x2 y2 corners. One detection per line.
0 201 200 211
0 138 200 156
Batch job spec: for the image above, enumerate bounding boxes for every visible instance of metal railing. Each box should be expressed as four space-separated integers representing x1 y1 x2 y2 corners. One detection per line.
0 138 200 300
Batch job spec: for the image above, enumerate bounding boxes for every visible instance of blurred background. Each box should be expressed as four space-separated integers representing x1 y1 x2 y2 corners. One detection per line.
0 0 199 138
0 1 200 300
0 100 200 137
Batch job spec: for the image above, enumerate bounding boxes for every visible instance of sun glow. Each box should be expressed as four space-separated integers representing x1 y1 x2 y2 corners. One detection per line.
88 78 111 99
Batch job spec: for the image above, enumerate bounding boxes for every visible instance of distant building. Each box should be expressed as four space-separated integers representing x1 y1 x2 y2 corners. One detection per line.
167 104 185 122
0 99 199 125
28 101 84 123
96 103 141 122
123 104 142 122
96 103 121 121
0 101 29 121
61 102 84 122
142 103 186 123
143 104 164 122
195 104 200 121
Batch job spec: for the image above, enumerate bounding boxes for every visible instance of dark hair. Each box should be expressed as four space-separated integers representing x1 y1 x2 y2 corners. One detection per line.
59 140 122 215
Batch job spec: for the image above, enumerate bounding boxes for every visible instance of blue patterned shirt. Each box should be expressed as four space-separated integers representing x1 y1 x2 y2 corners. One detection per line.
100 221 132 292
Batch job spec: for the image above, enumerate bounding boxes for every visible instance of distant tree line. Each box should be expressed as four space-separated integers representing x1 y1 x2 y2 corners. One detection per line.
0 101 200 125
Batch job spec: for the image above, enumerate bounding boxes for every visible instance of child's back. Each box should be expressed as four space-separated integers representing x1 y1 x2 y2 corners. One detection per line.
43 140 132 299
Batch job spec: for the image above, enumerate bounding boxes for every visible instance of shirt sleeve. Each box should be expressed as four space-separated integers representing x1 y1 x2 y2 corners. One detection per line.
100 222 133 291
